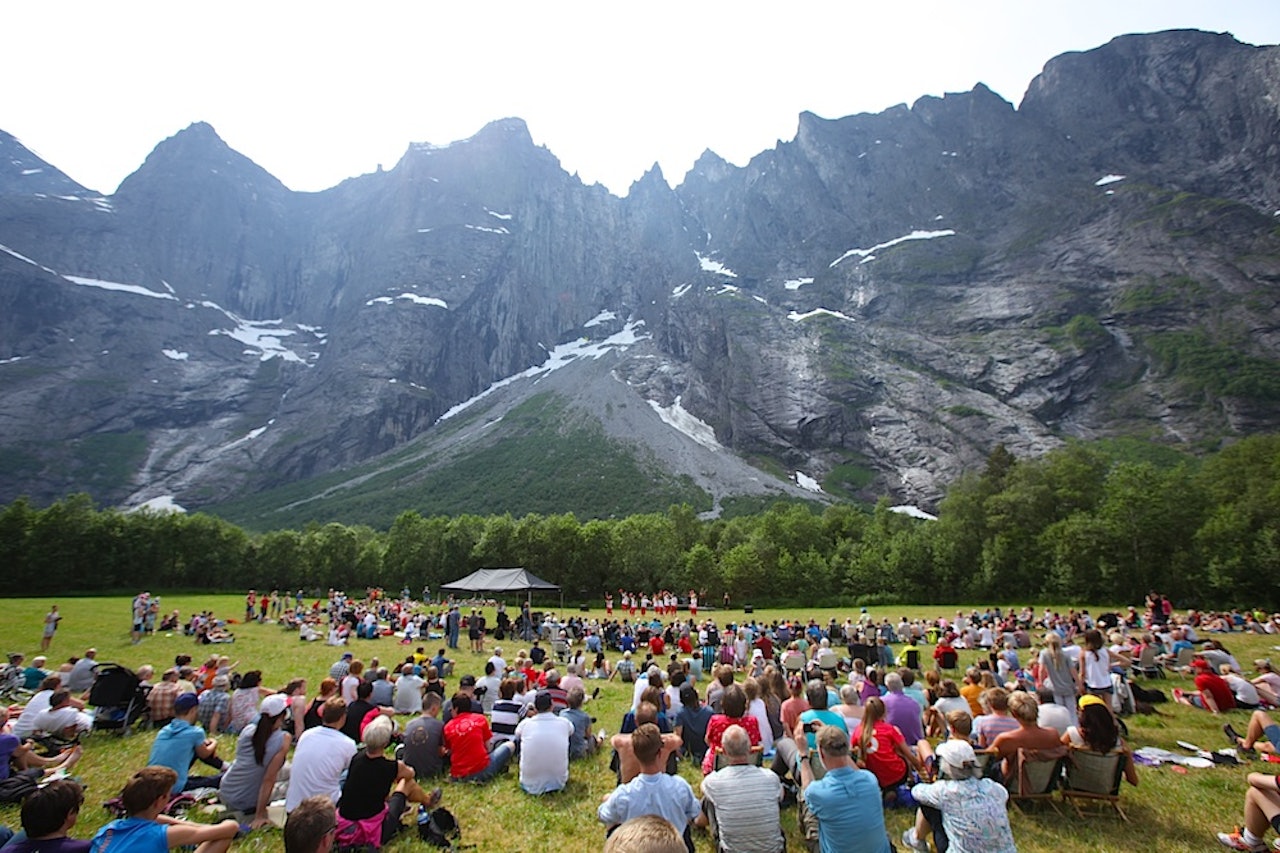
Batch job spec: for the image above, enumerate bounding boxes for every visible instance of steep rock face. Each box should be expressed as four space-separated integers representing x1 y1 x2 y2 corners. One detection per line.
1 30 1279 513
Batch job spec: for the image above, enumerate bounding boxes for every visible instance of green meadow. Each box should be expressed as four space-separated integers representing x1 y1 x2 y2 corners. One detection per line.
1 595 1276 852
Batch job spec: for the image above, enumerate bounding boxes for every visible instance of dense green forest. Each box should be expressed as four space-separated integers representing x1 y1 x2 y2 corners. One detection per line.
2 435 1277 608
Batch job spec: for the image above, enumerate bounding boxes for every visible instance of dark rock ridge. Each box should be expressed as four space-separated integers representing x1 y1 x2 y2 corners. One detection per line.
1 29 1278 515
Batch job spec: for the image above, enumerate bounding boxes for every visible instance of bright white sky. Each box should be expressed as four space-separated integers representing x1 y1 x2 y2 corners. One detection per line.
4 1 1278 197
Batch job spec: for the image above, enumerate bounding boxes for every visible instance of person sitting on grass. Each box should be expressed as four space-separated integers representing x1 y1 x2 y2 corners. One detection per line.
1173 658 1237 714
701 684 762 775
851 696 930 797
798 722 892 853
900 738 1016 853
599 724 700 853
442 693 513 783
1226 710 1280 758
197 675 232 735
89 766 239 853
695 724 783 853
218 694 292 828
335 716 443 848
1216 771 1280 852
0 727 82 784
2 778 90 853
149 693 225 794
612 702 681 784
561 686 602 760
283 795 337 853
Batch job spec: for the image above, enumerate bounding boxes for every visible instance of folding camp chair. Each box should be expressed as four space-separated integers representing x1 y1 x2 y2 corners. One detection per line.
1006 746 1066 814
781 651 805 675
1170 646 1195 674
1060 746 1128 821
1130 646 1164 679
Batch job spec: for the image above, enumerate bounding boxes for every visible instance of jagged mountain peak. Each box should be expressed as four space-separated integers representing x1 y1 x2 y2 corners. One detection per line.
1 29 1279 521
0 130 91 198
114 121 288 199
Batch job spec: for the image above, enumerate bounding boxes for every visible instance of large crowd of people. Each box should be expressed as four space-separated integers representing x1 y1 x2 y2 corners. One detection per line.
1 588 1277 851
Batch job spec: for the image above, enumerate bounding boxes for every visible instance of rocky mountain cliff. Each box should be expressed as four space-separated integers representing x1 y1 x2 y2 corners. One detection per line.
1 29 1278 524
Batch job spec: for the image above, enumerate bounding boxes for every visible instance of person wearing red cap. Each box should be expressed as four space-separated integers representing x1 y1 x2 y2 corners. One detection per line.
1174 658 1237 714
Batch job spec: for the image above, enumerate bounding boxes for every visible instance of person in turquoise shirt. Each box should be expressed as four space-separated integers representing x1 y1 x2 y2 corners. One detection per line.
799 724 892 853
147 694 223 794
90 766 239 853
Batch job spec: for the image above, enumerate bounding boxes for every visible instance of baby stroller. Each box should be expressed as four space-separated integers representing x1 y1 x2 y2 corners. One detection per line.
89 662 149 736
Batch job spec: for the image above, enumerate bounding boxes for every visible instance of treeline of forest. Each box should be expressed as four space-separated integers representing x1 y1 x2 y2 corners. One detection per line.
1 435 1277 608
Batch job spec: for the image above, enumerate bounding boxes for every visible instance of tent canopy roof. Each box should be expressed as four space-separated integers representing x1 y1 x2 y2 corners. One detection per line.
440 567 559 594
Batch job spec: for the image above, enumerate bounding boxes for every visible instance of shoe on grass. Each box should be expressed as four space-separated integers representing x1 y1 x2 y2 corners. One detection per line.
901 828 930 852
1217 829 1266 851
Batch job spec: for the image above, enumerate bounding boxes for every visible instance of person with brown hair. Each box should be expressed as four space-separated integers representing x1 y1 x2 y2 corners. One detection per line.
302 678 338 730
599 724 700 853
701 683 761 775
851 696 927 793
286 697 356 813
282 795 336 853
89 767 239 853
5 778 89 853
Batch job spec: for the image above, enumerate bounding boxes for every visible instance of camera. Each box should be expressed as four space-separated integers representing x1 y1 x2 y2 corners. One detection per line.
472 685 487 697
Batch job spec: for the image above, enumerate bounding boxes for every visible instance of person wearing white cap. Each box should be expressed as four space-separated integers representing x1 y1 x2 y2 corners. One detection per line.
900 739 1016 853
218 694 293 826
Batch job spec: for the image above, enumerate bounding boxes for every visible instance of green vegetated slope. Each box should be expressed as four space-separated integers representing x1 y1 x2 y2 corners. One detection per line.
208 393 712 531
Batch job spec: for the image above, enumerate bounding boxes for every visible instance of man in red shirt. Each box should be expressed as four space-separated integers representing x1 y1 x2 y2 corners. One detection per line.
1174 658 1236 714
754 633 774 662
649 634 666 657
442 694 513 782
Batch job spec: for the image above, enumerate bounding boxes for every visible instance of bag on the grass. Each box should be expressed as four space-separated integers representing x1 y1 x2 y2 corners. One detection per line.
418 806 460 847
0 769 40 803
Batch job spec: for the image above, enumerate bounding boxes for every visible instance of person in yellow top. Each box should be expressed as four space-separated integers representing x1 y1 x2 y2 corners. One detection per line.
959 668 984 716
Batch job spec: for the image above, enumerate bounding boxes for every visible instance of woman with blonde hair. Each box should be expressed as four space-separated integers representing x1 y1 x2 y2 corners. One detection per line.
852 696 924 794
1039 633 1077 724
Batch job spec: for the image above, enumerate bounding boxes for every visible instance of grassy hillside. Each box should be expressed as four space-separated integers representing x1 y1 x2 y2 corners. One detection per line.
206 394 712 531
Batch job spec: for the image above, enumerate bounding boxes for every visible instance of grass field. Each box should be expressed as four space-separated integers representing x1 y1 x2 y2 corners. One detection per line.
1 595 1277 852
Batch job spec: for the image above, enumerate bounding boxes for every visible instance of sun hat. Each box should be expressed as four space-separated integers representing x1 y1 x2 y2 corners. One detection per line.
259 694 288 717
1078 694 1107 709
174 692 200 712
936 739 977 770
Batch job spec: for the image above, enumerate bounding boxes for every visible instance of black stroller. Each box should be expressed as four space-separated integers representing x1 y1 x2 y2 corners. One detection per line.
89 662 149 736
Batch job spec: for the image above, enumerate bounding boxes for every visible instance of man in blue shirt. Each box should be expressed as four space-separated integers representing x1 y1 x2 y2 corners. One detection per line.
147 693 224 793
799 724 892 853
599 724 699 853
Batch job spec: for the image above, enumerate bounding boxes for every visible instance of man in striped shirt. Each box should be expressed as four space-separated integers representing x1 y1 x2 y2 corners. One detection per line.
697 725 783 853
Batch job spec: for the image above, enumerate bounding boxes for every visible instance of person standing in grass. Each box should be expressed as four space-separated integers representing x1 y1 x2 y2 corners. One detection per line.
41 605 61 653
90 766 239 853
